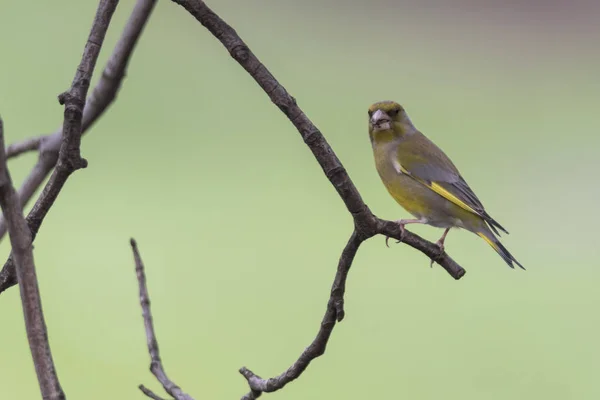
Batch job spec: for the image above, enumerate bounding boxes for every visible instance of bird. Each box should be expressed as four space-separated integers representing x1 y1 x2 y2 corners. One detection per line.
368 100 524 269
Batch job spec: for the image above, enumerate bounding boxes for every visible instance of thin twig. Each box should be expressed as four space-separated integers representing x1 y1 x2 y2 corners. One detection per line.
0 0 157 295
130 239 195 400
139 385 171 400
5 135 44 158
0 119 65 399
240 231 363 399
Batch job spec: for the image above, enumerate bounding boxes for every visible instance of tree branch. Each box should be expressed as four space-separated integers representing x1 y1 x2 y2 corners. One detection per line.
0 0 157 295
5 135 44 158
139 385 170 400
167 1 467 397
0 0 157 240
169 0 466 280
240 231 362 399
0 1 468 398
0 118 65 399
130 239 195 400
376 218 465 278
0 0 120 393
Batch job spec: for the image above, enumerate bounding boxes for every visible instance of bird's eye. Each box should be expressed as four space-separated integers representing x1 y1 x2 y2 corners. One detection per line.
388 109 399 117
368 110 373 118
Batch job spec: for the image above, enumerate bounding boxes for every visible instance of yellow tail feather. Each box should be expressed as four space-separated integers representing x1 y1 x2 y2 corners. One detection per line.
477 232 500 251
477 232 524 270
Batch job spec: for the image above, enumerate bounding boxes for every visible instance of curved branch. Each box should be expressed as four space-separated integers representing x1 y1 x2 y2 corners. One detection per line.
240 231 363 399
0 0 158 295
168 1 467 397
170 0 466 279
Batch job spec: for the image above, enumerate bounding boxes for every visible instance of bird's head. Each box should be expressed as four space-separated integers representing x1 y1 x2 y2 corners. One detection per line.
368 100 414 143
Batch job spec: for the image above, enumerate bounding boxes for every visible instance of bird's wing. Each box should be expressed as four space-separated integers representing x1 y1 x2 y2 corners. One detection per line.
396 134 508 235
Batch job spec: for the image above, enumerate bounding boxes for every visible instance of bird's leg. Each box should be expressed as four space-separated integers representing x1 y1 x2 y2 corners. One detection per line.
385 218 428 247
436 227 450 250
429 227 451 268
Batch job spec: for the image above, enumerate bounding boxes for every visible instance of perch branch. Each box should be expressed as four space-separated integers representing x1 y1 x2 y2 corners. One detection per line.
0 0 157 295
0 118 65 399
130 239 195 400
240 231 362 400
168 1 466 397
170 0 465 280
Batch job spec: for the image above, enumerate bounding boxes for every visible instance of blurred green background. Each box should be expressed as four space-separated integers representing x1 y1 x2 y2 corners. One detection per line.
1 0 599 398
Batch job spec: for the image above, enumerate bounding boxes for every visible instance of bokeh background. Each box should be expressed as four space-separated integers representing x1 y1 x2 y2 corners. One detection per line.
1 0 599 398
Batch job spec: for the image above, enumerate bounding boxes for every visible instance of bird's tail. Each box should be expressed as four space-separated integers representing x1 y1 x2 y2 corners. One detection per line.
476 228 524 270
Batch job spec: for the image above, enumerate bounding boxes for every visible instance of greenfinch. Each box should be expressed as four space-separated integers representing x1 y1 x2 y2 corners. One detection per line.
368 100 523 269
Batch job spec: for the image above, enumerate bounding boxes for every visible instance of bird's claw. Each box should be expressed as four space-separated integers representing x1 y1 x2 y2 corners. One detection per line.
429 240 445 268
385 223 406 248
385 236 403 248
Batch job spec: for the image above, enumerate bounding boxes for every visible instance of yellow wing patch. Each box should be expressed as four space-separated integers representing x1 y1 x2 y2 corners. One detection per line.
399 165 479 216
428 182 478 214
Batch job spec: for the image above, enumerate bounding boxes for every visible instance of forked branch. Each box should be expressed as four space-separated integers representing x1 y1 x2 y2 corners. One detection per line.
168 1 465 398
0 1 466 399
0 0 158 295
170 0 465 280
0 0 120 397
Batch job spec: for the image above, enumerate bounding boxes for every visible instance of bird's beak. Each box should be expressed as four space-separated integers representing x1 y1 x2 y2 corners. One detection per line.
370 109 392 132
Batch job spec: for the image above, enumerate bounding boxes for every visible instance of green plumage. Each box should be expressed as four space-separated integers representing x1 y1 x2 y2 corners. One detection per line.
368 100 523 269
